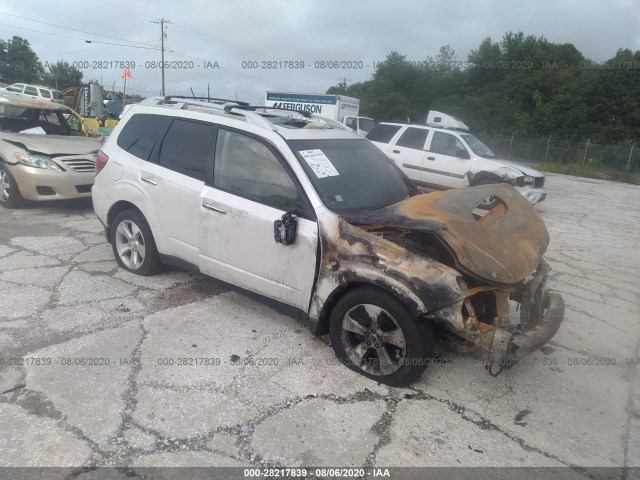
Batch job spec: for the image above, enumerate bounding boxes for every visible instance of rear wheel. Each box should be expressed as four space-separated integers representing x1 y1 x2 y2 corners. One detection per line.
329 286 434 387
111 210 162 276
0 164 23 208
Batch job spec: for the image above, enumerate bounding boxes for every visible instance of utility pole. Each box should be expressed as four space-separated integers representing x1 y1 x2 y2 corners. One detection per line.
153 18 170 96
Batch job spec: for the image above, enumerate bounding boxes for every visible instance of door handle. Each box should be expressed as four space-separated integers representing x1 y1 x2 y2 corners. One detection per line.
392 149 400 154
141 175 157 185
427 156 435 161
202 202 227 214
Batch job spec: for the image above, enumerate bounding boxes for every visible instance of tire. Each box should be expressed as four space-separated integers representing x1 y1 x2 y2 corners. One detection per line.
0 164 24 208
473 178 502 209
111 209 162 276
329 286 434 387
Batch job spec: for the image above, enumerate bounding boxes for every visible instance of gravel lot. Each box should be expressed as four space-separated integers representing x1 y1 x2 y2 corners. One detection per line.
0 173 638 478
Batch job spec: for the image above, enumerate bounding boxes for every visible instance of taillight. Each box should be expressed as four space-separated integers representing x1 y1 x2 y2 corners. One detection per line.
95 150 109 176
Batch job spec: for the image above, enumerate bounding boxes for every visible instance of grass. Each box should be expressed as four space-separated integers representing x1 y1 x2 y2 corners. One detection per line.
539 162 640 185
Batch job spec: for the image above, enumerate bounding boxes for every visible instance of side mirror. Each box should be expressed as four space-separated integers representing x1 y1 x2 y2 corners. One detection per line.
274 212 297 245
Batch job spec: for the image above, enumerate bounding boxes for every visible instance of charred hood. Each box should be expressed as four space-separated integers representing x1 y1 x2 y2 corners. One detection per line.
344 184 549 284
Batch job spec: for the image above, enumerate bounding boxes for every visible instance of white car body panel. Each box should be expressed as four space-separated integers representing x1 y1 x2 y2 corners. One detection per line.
199 187 318 311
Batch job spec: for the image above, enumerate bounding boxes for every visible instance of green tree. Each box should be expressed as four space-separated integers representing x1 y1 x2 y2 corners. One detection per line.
0 36 43 83
41 60 83 90
325 33 639 148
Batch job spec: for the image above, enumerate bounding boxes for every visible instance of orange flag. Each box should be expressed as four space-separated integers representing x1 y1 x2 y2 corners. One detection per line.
121 68 133 79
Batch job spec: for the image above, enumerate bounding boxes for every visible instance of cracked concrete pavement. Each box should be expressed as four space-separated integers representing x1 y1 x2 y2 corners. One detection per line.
0 173 638 477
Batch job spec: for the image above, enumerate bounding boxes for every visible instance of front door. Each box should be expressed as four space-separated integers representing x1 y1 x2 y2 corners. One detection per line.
199 128 318 311
424 130 471 188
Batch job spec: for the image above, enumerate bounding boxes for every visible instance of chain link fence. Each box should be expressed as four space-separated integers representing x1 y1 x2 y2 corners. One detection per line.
478 133 639 172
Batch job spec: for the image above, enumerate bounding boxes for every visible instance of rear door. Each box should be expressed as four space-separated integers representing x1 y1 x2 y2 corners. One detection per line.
387 127 430 184
141 118 215 266
199 128 318 311
23 85 39 101
424 130 472 188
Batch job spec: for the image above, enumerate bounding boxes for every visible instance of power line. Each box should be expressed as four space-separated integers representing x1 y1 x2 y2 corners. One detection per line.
0 23 160 50
0 10 157 47
0 0 157 43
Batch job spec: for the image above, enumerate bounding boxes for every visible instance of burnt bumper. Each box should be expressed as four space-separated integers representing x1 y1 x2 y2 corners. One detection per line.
504 291 564 362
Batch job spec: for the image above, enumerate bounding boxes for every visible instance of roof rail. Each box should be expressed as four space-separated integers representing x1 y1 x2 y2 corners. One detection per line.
225 107 278 131
224 104 312 118
164 95 250 106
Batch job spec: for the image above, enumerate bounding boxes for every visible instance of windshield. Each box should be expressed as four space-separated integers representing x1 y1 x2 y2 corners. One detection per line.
289 139 413 213
461 134 496 158
358 118 375 132
0 105 80 136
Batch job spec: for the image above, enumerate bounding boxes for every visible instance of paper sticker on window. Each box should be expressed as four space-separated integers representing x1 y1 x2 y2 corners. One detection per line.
299 149 339 178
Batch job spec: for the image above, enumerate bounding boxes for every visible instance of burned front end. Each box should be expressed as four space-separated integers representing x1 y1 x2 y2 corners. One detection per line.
343 183 564 374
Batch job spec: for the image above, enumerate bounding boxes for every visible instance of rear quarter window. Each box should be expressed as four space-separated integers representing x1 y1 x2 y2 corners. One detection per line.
365 124 402 143
116 114 171 160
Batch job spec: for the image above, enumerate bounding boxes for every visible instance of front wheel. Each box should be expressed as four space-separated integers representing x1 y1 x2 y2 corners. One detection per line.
111 209 162 276
329 286 434 387
0 164 23 208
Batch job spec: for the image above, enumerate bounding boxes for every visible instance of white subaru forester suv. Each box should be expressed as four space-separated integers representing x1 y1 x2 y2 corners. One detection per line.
92 98 564 386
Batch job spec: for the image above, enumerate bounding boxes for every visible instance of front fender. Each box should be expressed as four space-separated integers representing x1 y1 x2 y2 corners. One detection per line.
308 217 467 334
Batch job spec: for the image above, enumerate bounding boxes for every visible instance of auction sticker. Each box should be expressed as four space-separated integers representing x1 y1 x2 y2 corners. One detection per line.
299 149 339 178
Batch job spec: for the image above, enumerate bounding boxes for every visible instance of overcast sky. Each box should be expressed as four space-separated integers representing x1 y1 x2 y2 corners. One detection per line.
1 0 639 102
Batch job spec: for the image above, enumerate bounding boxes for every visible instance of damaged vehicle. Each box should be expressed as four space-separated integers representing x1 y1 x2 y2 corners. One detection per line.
366 112 546 206
0 95 102 208
93 98 564 386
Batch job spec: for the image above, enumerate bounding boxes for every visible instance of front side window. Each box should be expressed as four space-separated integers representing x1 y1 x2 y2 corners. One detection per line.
430 131 467 157
396 127 429 150
117 114 171 160
39 89 51 99
214 129 297 211
158 119 214 181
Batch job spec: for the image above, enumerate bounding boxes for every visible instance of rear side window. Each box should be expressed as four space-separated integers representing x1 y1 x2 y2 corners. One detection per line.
366 124 402 143
158 119 215 181
24 86 38 96
396 127 429 150
7 85 23 93
116 114 171 160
